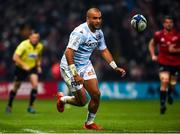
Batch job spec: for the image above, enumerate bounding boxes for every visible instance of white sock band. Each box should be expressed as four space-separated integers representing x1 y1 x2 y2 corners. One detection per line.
86 112 96 125
61 96 75 103
109 61 117 70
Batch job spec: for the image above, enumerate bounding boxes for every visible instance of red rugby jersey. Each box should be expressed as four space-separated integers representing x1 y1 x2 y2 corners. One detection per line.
153 29 180 66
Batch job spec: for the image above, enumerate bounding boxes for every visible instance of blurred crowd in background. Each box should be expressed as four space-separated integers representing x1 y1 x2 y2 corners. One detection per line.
0 0 179 81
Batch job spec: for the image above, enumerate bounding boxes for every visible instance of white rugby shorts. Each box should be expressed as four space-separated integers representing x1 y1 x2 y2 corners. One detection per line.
60 62 97 92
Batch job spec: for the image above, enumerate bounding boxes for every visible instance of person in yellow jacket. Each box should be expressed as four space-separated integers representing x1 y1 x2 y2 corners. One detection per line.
6 31 43 114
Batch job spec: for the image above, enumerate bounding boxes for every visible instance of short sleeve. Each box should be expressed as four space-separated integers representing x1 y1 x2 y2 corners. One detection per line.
14 42 25 56
153 31 160 44
97 30 107 50
67 32 85 51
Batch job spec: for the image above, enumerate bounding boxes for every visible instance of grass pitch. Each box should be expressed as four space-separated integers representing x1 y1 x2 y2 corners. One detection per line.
0 99 180 133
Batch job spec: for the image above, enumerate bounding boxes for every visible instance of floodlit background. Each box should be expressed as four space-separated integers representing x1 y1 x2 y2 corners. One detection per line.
0 0 179 81
0 0 179 99
0 0 180 133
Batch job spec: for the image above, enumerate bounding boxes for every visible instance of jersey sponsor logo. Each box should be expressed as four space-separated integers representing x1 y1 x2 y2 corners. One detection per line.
80 72 84 77
172 36 178 41
28 53 38 58
88 69 95 76
86 40 99 47
160 38 167 47
88 71 95 76
96 33 101 40
160 37 165 42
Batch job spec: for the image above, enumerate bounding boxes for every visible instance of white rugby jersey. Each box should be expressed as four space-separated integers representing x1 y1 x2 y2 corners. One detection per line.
60 22 107 70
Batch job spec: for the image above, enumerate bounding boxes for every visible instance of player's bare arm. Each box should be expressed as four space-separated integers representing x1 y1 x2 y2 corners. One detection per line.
36 56 42 74
100 48 126 77
169 45 180 53
65 48 84 84
13 53 30 71
148 38 158 61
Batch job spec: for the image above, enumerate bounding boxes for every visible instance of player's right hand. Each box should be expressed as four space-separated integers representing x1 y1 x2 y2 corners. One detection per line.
22 64 31 71
151 55 158 61
115 67 126 77
168 45 176 53
73 74 84 85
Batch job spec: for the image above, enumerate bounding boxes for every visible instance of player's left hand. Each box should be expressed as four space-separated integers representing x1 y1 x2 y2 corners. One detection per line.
37 66 42 74
168 44 176 53
115 67 126 77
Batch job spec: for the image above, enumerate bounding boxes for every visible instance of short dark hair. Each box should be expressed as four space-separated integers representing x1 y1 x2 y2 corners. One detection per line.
163 15 173 22
86 8 101 18
30 30 39 35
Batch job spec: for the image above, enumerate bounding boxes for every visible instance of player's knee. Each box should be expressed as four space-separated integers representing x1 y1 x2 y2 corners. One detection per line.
32 86 38 90
91 91 101 101
161 80 169 86
80 101 87 106
31 81 38 89
13 82 21 91
31 81 38 88
77 99 87 106
160 76 169 85
74 94 87 106
160 73 170 84
30 74 38 88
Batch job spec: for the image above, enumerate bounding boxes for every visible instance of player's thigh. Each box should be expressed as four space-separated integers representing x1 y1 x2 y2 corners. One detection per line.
81 62 100 97
83 78 100 98
14 66 28 81
60 68 83 92
159 71 170 83
60 68 87 103
73 87 87 104
29 74 39 88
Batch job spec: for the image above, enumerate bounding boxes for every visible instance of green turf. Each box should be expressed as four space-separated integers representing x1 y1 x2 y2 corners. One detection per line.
0 99 180 133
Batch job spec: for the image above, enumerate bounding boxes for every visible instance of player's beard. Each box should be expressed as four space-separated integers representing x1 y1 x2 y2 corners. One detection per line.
95 26 101 30
165 24 173 32
166 27 173 32
88 23 101 32
94 24 101 30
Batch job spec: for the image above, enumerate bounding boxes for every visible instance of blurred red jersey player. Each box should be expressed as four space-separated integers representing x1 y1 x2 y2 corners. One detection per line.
149 16 180 114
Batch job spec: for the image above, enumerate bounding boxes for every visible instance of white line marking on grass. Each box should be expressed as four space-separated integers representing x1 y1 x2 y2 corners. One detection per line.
22 129 47 134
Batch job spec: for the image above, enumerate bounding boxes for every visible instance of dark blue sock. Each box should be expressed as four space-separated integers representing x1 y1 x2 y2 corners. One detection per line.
29 89 37 106
160 91 166 107
168 85 174 97
8 90 16 107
